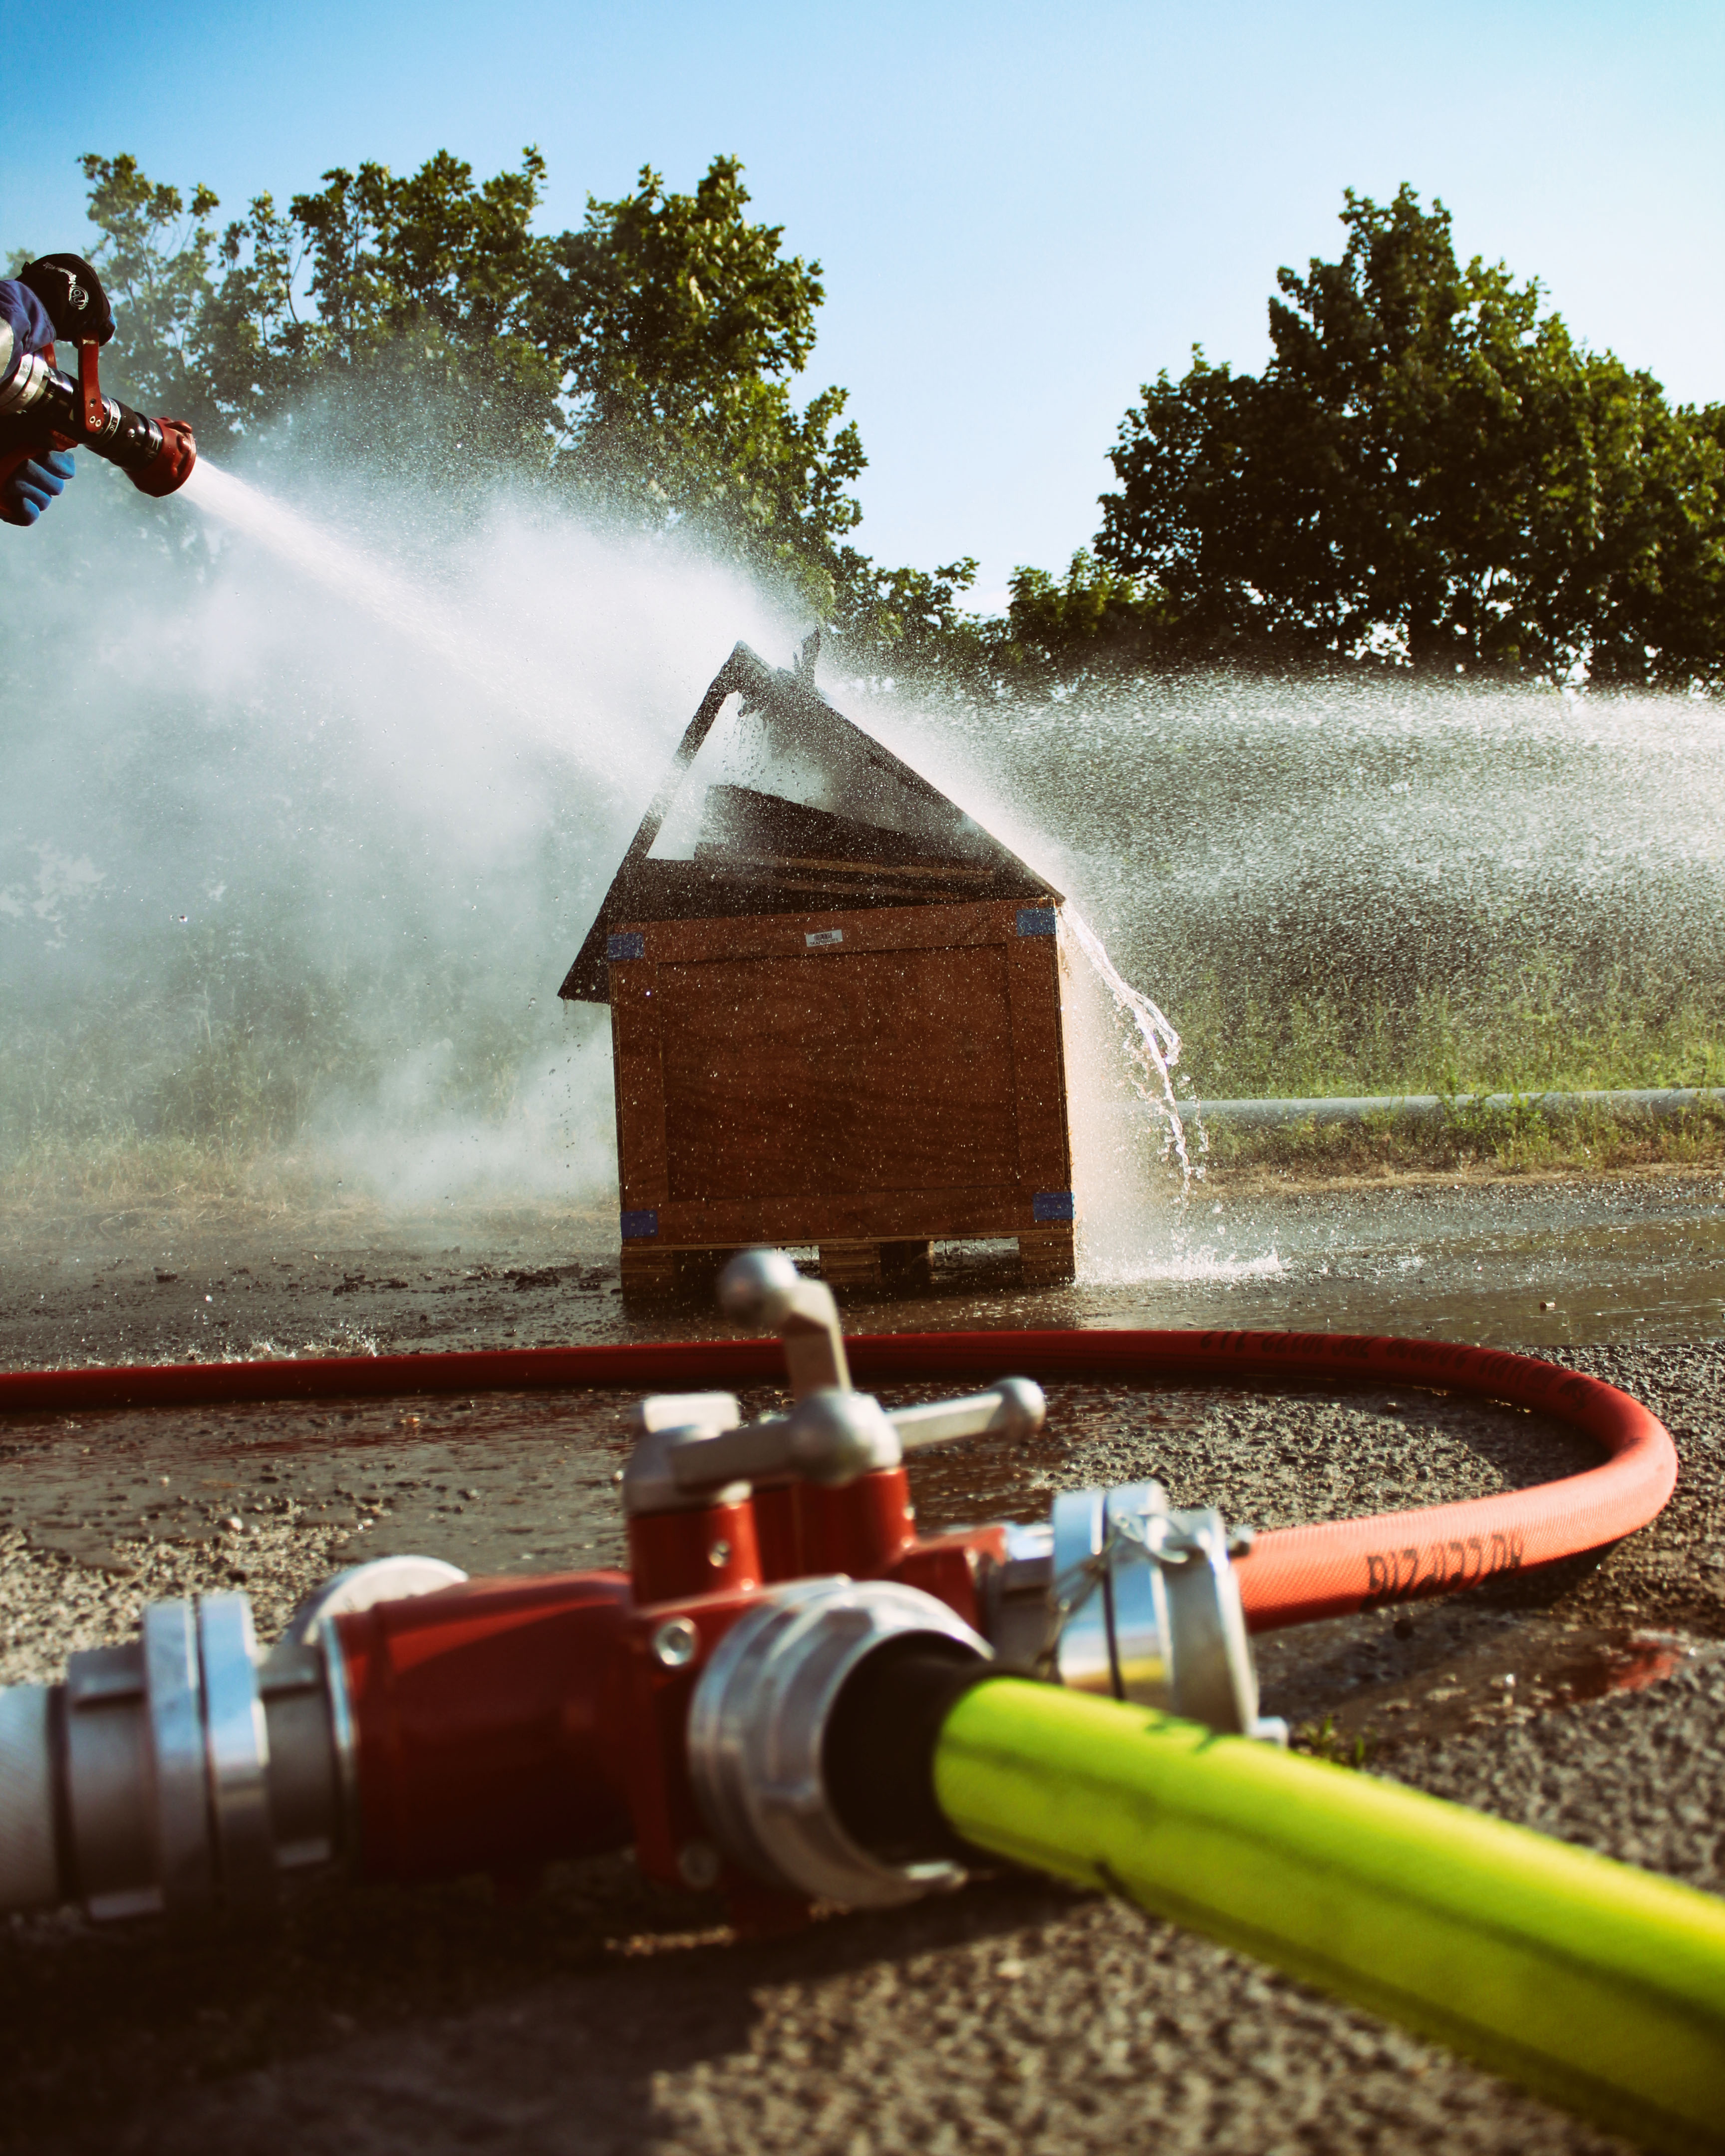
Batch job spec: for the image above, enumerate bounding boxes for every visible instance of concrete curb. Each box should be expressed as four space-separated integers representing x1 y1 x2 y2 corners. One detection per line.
1192 1087 1725 1129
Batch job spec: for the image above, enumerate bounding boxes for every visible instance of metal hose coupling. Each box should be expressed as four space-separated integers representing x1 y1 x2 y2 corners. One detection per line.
686 1577 992 1907
987 1483 1286 1742
0 1556 463 1923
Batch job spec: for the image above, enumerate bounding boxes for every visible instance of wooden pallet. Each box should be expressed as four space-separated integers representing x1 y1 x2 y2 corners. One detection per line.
817 1239 934 1296
1016 1224 1077 1288
619 1229 1075 1306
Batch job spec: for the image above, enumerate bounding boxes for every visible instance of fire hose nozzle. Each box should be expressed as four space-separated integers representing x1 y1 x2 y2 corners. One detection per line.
0 346 196 497
127 415 197 497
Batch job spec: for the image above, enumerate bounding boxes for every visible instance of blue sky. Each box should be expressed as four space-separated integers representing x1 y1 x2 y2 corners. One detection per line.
6 0 1721 605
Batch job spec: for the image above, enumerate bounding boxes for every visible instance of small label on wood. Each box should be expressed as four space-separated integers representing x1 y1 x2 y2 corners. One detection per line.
607 932 646 961
804 928 845 948
1032 1189 1076 1222
1016 907 1057 937
620 1208 660 1240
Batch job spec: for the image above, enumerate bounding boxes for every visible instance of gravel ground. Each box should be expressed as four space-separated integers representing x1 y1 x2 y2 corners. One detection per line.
0 1228 1720 2156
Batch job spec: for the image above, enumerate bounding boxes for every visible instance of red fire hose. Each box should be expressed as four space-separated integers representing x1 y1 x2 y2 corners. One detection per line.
0 1329 1676 1630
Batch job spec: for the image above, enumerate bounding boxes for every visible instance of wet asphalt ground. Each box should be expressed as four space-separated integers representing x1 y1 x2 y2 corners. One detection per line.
0 1213 1721 2155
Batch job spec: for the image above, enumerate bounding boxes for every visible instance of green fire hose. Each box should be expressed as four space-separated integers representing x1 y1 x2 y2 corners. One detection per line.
932 1679 1725 2156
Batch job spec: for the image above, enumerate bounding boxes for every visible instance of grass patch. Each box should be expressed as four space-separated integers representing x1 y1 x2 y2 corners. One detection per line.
1202 1093 1725 1181
1165 941 1725 1178
1291 1713 1376 1769
1175 959 1725 1103
0 1132 362 1236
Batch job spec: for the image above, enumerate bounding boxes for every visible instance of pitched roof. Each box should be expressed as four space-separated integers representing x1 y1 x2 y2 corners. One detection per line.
558 640 1058 1003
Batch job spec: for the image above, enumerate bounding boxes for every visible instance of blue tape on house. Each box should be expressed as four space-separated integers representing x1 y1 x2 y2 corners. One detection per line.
620 1209 660 1240
1032 1190 1075 1222
607 932 646 961
1016 908 1057 937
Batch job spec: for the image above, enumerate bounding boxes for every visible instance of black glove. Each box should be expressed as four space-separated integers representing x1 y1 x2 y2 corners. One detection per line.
17 255 115 345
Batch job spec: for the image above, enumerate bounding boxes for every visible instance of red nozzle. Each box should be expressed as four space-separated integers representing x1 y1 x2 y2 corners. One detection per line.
130 418 197 498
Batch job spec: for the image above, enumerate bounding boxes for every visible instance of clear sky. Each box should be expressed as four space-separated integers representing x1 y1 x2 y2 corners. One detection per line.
5 0 1721 605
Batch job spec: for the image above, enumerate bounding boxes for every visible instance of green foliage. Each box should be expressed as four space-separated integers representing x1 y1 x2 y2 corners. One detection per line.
40 163 1725 686
829 553 984 673
550 158 822 419
544 159 866 607
65 144 916 623
103 145 565 460
995 550 1172 687
1174 951 1725 1104
74 154 225 439
1294 1714 1374 1768
1097 187 1725 687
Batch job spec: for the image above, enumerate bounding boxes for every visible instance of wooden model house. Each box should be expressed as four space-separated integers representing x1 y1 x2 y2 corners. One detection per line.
559 640 1076 1298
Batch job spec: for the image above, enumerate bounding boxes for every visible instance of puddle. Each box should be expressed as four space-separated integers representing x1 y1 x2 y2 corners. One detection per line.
842 1179 1725 1346
1257 1607 1704 1755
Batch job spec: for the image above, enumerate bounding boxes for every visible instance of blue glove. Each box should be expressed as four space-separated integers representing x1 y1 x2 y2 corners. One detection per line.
0 450 75 528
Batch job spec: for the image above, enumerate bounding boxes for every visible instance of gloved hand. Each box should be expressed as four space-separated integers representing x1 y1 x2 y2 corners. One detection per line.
16 255 115 345
0 449 75 528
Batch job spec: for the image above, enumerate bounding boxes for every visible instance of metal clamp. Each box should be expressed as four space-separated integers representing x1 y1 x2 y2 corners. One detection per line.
198 1595 275 1913
1012 1485 1282 1741
142 1599 217 1915
0 349 50 418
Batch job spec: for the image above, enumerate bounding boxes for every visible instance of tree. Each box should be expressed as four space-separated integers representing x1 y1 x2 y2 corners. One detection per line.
546 158 868 608
1097 186 1725 686
829 552 983 678
65 146 918 624
72 155 225 441
994 550 1171 688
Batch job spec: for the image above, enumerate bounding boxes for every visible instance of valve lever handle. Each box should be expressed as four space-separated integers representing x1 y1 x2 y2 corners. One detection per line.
78 340 104 435
717 1249 849 1397
671 1389 901 1493
888 1379 1046 1452
782 1302 850 1397
669 1379 1045 1495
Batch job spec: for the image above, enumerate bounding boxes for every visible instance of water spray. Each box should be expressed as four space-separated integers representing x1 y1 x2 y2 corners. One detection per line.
179 460 645 805
1063 904 1198 1182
